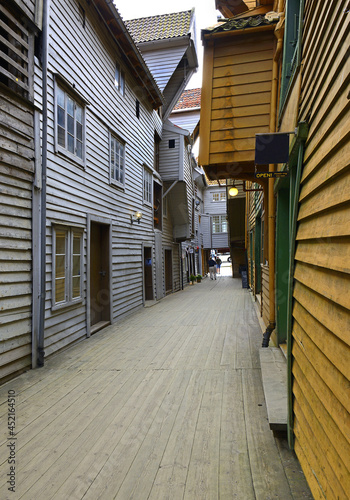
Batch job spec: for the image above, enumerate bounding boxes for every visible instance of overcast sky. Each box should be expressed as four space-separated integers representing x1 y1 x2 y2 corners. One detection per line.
114 0 220 89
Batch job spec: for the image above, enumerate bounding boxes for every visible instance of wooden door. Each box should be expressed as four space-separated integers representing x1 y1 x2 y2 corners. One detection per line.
90 222 110 333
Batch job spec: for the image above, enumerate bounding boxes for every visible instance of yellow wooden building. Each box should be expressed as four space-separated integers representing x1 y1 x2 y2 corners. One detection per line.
199 0 350 498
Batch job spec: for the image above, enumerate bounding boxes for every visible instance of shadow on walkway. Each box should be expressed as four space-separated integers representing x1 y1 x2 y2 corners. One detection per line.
0 277 312 499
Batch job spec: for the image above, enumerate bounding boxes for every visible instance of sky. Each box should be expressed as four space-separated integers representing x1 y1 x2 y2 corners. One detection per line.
114 0 220 89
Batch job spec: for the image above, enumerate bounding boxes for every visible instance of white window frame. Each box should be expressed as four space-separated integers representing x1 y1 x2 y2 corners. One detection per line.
110 133 125 188
212 192 226 202
52 225 84 310
212 215 228 234
143 167 152 206
115 62 125 95
54 80 85 167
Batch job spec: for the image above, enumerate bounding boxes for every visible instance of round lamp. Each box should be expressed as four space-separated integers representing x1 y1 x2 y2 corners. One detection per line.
229 186 239 197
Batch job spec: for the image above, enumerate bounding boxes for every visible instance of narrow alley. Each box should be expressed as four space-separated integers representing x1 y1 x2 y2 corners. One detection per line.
0 275 312 499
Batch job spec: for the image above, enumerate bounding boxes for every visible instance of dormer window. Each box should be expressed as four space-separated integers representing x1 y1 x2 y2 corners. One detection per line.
115 63 125 94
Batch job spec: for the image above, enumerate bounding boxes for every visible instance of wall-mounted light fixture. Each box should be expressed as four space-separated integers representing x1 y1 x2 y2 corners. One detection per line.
130 211 142 224
228 184 239 197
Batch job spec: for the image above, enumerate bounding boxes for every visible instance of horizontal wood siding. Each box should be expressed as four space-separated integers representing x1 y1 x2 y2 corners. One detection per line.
261 265 269 327
0 91 34 382
141 46 187 92
169 110 200 135
209 32 274 166
159 129 180 181
35 0 163 358
291 0 350 497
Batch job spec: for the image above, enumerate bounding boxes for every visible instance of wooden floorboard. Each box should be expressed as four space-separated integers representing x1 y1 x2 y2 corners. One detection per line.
0 275 312 499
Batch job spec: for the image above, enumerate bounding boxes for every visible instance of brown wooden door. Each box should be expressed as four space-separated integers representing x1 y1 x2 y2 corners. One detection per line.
90 222 110 332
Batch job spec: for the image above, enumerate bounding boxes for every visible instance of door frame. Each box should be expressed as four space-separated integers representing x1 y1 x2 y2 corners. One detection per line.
87 214 113 337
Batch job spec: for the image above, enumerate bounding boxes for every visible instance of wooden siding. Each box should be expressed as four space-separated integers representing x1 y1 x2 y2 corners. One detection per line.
169 109 200 135
141 46 187 92
0 91 34 382
34 0 163 358
261 265 269 327
159 130 180 181
291 0 350 497
200 32 274 167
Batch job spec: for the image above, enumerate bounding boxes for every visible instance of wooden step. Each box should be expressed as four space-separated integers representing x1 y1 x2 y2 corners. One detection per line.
259 347 288 432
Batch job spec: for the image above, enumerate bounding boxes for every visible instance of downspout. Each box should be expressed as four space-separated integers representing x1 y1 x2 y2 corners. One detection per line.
38 0 49 367
262 12 284 347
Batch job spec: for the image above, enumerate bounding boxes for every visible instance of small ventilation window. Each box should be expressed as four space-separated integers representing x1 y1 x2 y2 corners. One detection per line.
169 139 175 149
136 99 140 119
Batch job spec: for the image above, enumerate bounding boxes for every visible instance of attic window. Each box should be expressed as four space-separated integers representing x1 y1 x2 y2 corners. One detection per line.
115 63 125 94
169 139 175 149
136 99 140 119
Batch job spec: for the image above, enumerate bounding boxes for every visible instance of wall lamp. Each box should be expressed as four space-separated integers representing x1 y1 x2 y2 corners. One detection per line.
130 211 143 224
228 184 239 197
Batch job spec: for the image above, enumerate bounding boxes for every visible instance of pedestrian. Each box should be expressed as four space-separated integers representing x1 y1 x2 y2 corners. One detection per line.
216 256 222 274
208 256 217 280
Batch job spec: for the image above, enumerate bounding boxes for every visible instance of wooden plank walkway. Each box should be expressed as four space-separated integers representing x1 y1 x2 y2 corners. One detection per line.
0 274 312 499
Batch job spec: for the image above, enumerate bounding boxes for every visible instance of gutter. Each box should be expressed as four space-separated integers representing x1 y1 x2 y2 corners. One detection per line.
38 0 49 367
262 5 284 348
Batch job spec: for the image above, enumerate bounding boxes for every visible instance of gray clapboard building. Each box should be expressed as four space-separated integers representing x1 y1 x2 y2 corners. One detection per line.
0 0 200 383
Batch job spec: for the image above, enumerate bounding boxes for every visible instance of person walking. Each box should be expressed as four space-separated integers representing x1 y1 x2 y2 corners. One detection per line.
216 256 222 274
208 256 217 280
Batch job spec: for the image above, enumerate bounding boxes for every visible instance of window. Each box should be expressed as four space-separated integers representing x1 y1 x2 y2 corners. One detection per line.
279 0 302 111
144 168 152 205
212 192 226 202
169 139 175 149
56 85 84 163
53 226 83 308
212 215 228 233
136 99 140 119
115 63 125 94
110 135 125 186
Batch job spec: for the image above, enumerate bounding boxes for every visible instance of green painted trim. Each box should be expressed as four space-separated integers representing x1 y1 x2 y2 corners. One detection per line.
286 143 305 449
274 121 309 194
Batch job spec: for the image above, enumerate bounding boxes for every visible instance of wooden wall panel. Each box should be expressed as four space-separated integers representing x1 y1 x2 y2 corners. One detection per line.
291 0 350 497
0 92 34 382
200 31 274 168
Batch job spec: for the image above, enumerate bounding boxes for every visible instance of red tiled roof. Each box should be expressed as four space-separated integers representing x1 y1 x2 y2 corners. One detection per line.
174 88 201 110
125 10 193 44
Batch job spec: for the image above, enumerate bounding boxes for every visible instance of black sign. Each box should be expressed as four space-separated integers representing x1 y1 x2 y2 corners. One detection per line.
255 133 290 164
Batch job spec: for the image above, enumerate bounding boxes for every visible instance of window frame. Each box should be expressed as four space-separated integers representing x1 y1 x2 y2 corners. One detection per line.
109 132 126 188
143 167 153 206
212 192 226 202
279 0 303 117
115 62 125 95
52 225 84 311
212 215 228 234
54 79 86 167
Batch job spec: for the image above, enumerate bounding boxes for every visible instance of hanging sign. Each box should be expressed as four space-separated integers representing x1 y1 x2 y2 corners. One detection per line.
255 133 291 164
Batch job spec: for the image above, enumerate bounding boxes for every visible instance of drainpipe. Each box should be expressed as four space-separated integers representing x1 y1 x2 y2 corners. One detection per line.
38 0 49 367
262 10 284 347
